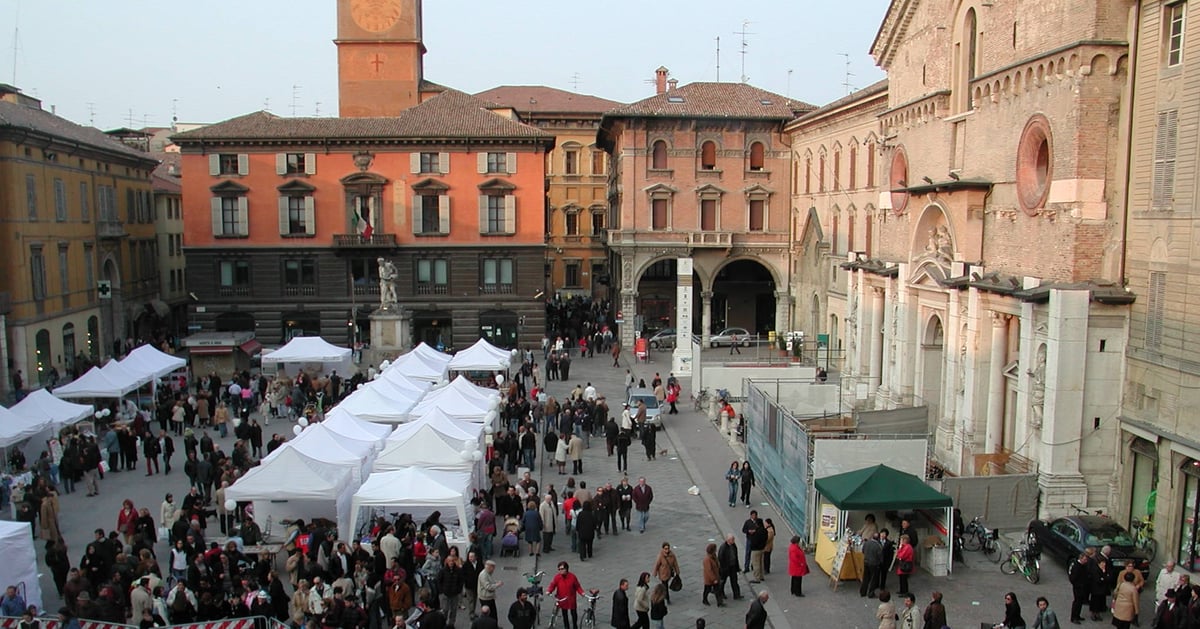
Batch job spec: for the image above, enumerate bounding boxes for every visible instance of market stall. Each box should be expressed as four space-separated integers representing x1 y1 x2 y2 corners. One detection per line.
349 467 473 542
262 336 353 379
813 464 954 582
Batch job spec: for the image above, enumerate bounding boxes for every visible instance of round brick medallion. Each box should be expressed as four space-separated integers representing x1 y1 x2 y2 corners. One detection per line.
1016 115 1052 215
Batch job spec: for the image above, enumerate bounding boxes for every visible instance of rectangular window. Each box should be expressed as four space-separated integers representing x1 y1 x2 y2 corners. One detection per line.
286 153 307 174
283 259 316 286
1168 3 1187 67
833 151 841 191
419 195 441 234
26 174 37 220
416 259 449 294
30 246 46 301
84 243 94 300
591 211 605 235
420 152 440 173
58 244 70 301
564 261 581 287
749 199 765 231
218 154 240 175
54 178 67 221
565 212 579 236
819 156 826 192
805 158 811 194
849 147 858 189
219 260 251 288
651 198 668 230
592 151 605 175
80 182 90 221
486 196 506 233
1147 270 1166 348
222 197 240 235
564 150 579 175
486 152 507 174
481 258 514 293
288 196 307 234
1153 109 1179 209
867 144 876 186
126 188 136 223
701 199 717 230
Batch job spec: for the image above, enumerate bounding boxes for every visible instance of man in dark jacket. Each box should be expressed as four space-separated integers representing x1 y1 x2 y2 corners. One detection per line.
860 533 883 598
610 578 630 629
745 591 770 629
575 503 597 561
507 589 536 629
159 430 175 474
1068 552 1091 624
741 510 764 573
718 535 743 600
876 528 896 593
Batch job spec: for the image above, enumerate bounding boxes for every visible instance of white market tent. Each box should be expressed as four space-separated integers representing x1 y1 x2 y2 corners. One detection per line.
11 389 92 430
444 375 502 404
0 405 48 449
100 359 154 390
336 384 420 424
387 408 484 451
322 408 393 441
374 423 482 478
349 467 473 540
53 365 144 398
410 342 453 367
225 446 357 542
0 522 41 611
447 339 514 372
121 344 187 379
384 351 447 383
264 424 373 484
408 378 497 421
262 336 353 376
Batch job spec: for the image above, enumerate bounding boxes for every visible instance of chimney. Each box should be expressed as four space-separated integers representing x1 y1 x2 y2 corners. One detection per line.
655 66 669 95
667 78 678 91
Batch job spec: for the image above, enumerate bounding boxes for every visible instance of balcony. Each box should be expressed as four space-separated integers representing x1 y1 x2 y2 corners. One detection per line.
218 286 251 297
333 233 398 248
416 283 449 295
284 286 317 297
97 220 128 240
688 232 733 248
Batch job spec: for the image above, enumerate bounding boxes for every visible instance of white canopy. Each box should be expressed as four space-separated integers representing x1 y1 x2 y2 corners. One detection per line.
408 381 495 421
121 344 187 379
100 359 155 390
447 339 514 372
445 375 501 404
336 384 419 424
410 342 453 367
0 522 41 611
374 424 480 474
0 405 48 449
387 408 484 450
263 424 373 484
384 351 447 383
53 365 143 398
349 467 473 541
322 408 393 441
262 336 353 376
225 447 357 542
11 389 93 430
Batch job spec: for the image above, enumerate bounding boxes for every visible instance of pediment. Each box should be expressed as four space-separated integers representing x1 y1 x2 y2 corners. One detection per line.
477 177 517 192
340 171 389 186
643 183 678 195
276 179 316 194
209 180 249 194
743 183 774 197
411 178 450 192
908 260 950 286
695 183 727 196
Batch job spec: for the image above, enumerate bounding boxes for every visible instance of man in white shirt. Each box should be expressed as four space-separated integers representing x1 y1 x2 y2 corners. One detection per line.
584 382 597 401
620 404 633 431
1156 559 1181 604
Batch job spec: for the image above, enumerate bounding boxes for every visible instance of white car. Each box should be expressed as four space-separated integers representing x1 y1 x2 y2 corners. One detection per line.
709 327 752 347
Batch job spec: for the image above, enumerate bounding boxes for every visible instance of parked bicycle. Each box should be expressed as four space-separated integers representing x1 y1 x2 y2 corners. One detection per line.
1070 504 1106 517
523 571 546 625
1131 516 1158 562
1000 538 1041 584
582 589 602 629
693 388 710 412
960 515 1003 563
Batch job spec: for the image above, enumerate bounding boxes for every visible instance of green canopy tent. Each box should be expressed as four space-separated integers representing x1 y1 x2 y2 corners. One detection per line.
814 464 955 574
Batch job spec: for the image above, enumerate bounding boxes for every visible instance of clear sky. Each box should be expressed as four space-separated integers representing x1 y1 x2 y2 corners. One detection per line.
0 0 888 131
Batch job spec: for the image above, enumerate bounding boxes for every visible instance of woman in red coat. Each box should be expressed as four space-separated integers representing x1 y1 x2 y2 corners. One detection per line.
547 560 585 629
894 534 916 595
117 499 138 545
787 535 810 597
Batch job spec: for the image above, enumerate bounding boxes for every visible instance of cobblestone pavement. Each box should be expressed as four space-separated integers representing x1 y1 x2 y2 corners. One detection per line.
24 347 1148 629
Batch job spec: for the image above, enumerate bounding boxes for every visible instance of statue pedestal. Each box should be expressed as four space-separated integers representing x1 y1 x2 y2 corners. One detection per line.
364 309 410 372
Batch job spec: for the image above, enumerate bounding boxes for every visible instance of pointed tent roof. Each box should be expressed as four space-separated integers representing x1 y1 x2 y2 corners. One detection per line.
387 408 483 449
409 342 452 366
262 336 351 364
409 383 493 421
349 467 473 539
226 446 354 503
100 359 153 390
374 424 476 473
0 405 49 448
53 365 141 398
11 389 93 429
121 344 187 379
369 374 431 401
384 352 446 383
322 408 393 441
263 425 371 484
814 464 953 510
337 384 420 424
447 339 513 372
445 375 501 403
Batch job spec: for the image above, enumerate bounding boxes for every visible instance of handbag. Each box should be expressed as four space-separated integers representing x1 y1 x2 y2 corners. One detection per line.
669 574 683 592
898 559 913 572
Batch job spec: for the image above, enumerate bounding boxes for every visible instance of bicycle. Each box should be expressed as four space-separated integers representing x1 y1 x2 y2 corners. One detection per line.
693 388 710 412
1000 538 1041 584
1070 504 1106 517
547 596 570 629
1131 516 1158 562
581 589 602 629
960 515 1003 563
523 571 546 625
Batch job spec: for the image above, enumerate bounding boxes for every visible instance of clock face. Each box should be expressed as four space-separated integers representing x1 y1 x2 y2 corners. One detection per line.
351 0 403 33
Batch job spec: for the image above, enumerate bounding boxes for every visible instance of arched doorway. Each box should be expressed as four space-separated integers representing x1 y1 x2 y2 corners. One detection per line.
810 294 821 338
101 257 122 358
711 259 776 334
634 258 702 338
920 315 945 431
413 310 452 351
480 310 519 349
281 312 320 342
62 323 77 378
34 329 51 386
215 312 256 332
86 316 100 361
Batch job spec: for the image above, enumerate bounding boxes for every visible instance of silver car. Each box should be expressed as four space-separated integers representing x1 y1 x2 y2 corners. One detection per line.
709 327 752 347
627 388 664 426
648 328 677 350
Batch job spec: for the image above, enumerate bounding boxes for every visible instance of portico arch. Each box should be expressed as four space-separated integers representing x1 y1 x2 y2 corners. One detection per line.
920 314 946 430
633 256 703 338
710 257 780 334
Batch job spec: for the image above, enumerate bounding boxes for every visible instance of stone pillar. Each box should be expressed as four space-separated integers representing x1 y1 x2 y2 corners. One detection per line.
1037 289 1090 516
985 311 1010 454
775 290 792 342
701 291 714 348
868 286 885 396
619 289 638 350
672 258 695 377
895 264 916 406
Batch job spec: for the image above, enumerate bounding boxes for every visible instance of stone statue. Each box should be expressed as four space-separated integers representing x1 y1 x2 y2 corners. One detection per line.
1029 344 1047 428
378 257 398 311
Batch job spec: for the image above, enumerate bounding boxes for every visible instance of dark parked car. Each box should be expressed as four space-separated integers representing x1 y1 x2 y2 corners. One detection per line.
1026 516 1151 577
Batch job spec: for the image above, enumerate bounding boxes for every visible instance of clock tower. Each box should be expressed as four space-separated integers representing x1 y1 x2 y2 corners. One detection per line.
336 0 426 117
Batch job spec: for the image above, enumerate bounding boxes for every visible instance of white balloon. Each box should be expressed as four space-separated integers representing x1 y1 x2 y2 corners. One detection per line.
471 450 483 462
460 449 473 462
372 373 380 380
495 374 505 385
293 425 303 436
225 499 237 511
298 417 309 427
439 378 449 386
484 424 495 435
94 411 103 419
485 410 499 424
489 398 500 411
510 349 519 358
380 360 392 370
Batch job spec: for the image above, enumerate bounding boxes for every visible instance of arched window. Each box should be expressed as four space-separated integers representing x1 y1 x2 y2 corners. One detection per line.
749 142 765 171
966 9 978 108
62 323 76 370
954 7 980 112
847 210 856 252
831 211 840 255
864 209 874 256
651 140 668 169
833 149 841 191
701 141 717 170
819 153 826 192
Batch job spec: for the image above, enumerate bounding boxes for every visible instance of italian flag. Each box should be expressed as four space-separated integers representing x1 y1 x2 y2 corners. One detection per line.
352 208 373 239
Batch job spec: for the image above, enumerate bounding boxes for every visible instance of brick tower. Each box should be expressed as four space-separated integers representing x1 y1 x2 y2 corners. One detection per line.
336 0 425 117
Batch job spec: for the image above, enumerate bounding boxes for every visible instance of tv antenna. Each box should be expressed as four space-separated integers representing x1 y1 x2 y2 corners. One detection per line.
314 101 321 117
291 84 302 116
86 102 96 126
569 72 582 91
125 108 135 127
10 0 21 84
839 53 856 95
735 20 755 83
787 69 793 98
263 97 270 111
715 36 721 82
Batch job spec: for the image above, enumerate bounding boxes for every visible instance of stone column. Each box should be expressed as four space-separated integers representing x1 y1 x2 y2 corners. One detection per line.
1037 289 1090 516
672 258 695 377
985 311 1010 454
868 286 885 396
775 290 792 342
619 289 638 350
701 291 714 348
